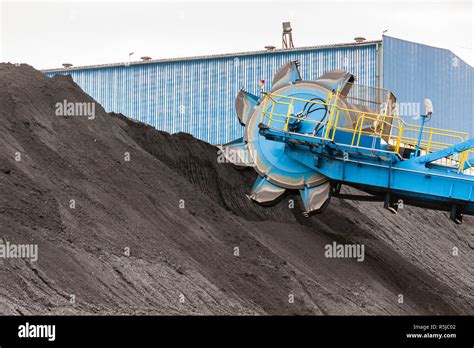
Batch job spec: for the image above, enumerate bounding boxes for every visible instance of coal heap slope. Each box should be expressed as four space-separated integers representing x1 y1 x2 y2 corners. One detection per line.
0 63 473 315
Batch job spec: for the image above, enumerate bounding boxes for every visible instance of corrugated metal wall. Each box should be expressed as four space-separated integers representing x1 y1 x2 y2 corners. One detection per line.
383 36 474 141
45 44 378 144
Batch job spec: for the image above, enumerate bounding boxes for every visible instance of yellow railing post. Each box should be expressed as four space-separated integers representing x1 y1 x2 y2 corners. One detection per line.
268 100 276 127
324 87 340 140
457 151 469 173
357 114 365 147
351 117 361 146
395 127 403 153
379 92 391 137
260 95 269 124
284 99 293 131
427 129 433 153
331 108 342 141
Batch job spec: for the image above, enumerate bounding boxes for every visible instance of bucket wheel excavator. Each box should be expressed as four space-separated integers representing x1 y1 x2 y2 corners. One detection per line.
219 61 474 224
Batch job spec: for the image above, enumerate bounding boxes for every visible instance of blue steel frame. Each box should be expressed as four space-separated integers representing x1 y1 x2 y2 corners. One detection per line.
259 125 474 220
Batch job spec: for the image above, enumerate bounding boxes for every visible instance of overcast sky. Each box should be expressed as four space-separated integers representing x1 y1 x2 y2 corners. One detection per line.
1 0 473 70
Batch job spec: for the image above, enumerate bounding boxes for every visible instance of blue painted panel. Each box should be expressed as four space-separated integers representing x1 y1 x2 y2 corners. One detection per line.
45 44 378 144
383 36 474 144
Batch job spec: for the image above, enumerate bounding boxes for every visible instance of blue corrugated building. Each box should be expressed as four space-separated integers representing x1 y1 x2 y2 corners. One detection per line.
383 37 474 137
43 36 473 144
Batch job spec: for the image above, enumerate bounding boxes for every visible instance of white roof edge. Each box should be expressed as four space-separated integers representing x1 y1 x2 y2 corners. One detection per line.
42 40 382 73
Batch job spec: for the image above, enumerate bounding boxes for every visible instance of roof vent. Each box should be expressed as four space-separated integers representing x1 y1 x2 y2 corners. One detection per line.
141 56 152 61
354 37 366 43
265 45 276 51
62 63 73 68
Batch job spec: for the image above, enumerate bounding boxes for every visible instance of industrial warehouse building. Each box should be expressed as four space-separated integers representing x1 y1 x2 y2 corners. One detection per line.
43 36 474 145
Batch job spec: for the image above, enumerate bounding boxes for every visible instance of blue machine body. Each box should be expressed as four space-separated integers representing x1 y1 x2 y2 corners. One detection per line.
262 127 474 213
221 61 474 223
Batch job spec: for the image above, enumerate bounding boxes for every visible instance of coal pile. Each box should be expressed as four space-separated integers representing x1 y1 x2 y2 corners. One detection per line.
0 63 473 315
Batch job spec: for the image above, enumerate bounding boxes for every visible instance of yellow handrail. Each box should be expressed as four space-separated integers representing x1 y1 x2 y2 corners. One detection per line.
258 92 471 170
325 88 340 139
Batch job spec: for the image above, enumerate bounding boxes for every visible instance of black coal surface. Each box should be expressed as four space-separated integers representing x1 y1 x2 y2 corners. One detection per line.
0 63 473 315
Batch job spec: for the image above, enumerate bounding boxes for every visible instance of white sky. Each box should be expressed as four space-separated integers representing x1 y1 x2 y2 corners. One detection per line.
1 0 473 70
